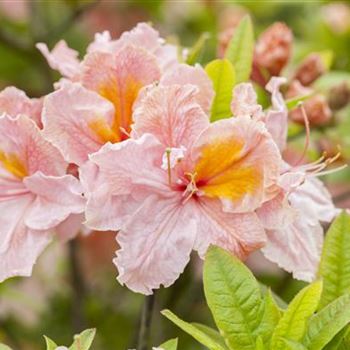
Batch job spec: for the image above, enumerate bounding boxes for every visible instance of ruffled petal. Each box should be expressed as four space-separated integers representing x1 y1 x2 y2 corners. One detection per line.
193 116 281 212
114 195 197 295
265 77 288 151
36 40 81 79
160 64 214 113
132 84 209 152
42 82 115 165
81 46 161 137
192 198 266 259
0 114 66 176
81 134 168 231
23 172 85 230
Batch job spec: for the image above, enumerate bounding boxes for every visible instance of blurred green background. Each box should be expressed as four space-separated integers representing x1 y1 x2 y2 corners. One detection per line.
0 0 349 349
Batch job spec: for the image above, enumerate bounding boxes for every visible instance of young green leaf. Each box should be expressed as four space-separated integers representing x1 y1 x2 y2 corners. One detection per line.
323 327 350 350
270 281 323 350
205 59 235 122
302 294 350 350
192 323 229 350
318 211 350 309
69 329 96 350
157 338 178 350
281 338 308 350
203 246 264 350
44 336 58 350
255 336 266 350
255 290 282 347
225 15 254 83
186 32 210 65
162 309 226 350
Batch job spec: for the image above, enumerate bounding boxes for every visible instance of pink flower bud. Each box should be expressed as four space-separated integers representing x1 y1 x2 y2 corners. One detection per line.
294 53 326 86
255 22 293 76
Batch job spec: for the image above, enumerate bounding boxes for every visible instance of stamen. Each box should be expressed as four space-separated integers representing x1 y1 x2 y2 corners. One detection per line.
166 148 172 186
119 127 131 138
293 102 310 167
182 172 198 203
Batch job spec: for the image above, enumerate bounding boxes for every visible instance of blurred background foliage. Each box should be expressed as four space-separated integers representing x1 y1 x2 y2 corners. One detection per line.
0 0 349 349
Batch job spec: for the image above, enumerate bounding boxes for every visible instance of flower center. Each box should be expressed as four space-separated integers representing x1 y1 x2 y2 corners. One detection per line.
0 151 27 179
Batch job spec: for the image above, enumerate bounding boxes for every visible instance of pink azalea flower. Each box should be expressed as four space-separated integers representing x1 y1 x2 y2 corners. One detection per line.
232 78 339 281
80 84 281 294
0 114 85 282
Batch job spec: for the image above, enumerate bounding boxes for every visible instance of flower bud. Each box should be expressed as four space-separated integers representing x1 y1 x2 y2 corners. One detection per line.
287 80 332 126
255 22 293 76
294 53 326 86
328 82 350 110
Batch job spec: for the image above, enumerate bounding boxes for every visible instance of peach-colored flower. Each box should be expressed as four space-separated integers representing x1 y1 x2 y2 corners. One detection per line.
255 22 293 76
80 84 281 294
0 114 85 282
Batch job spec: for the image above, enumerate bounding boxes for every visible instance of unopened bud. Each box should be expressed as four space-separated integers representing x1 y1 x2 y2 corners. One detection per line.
294 53 326 86
255 22 293 76
329 82 350 110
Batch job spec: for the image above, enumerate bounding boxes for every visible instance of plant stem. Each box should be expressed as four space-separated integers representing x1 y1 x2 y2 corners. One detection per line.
68 238 87 332
137 293 156 350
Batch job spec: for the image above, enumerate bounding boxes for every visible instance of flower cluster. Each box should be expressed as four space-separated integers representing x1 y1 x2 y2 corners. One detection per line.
0 23 339 294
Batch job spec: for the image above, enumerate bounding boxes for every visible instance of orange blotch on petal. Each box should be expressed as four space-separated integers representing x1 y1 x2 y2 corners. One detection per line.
195 138 262 201
0 151 27 179
89 118 120 143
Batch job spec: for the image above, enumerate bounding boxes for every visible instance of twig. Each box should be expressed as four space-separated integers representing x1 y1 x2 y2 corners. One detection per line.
68 238 87 332
137 293 156 350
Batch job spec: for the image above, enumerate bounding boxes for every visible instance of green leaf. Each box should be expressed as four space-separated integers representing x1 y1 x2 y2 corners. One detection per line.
0 344 13 350
69 329 96 350
44 336 58 350
323 327 350 350
205 59 235 122
256 290 282 347
203 246 264 350
255 336 266 350
157 338 178 350
259 283 287 309
317 50 334 71
162 309 226 350
225 15 254 83
302 294 350 350
318 211 350 309
281 338 308 350
186 32 210 65
285 94 313 111
270 281 323 350
192 323 229 350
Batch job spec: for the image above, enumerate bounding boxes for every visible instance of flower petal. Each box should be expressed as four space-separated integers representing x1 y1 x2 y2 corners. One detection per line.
81 46 161 137
42 82 115 165
160 64 214 113
23 172 85 230
193 116 281 212
0 114 66 176
36 40 80 79
132 84 209 152
114 195 197 295
192 198 266 259
81 134 167 231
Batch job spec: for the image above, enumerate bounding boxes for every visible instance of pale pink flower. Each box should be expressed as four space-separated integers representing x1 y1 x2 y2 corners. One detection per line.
0 86 43 127
0 114 85 282
80 84 281 294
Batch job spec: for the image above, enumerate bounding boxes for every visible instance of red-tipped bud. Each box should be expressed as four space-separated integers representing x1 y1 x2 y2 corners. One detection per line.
294 53 326 86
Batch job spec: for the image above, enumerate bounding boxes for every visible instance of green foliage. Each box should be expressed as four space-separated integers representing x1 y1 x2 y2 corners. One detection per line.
186 32 210 65
44 329 96 350
162 309 226 350
270 281 323 350
224 16 254 83
302 294 350 350
164 242 350 350
318 211 350 309
0 344 13 350
203 246 264 350
205 59 236 122
158 338 178 350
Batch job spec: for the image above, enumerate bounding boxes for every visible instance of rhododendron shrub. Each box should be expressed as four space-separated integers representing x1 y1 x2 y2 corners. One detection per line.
0 8 349 348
